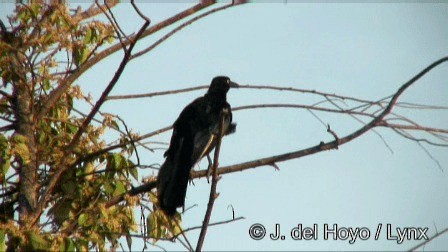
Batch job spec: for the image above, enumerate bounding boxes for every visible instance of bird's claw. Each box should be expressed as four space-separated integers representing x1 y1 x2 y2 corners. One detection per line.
188 172 195 186
206 154 213 183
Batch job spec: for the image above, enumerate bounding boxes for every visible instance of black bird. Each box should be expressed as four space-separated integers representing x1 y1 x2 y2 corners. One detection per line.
157 76 238 215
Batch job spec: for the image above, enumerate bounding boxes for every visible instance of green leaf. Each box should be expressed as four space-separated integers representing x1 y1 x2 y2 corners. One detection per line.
43 79 51 90
110 120 120 131
107 153 125 171
75 238 89 251
113 181 126 196
0 230 5 252
30 4 41 17
106 35 114 44
65 238 75 252
112 153 122 169
14 143 30 164
61 180 76 194
72 46 88 67
67 124 78 134
172 224 182 237
0 134 10 177
100 206 108 219
148 191 158 204
12 134 27 143
43 33 54 44
91 28 98 43
66 96 73 112
84 27 92 44
81 48 89 64
28 232 50 251
170 213 182 237
103 181 114 194
78 213 88 227
129 167 138 180
18 10 30 24
148 212 163 240
117 153 127 169
83 162 94 181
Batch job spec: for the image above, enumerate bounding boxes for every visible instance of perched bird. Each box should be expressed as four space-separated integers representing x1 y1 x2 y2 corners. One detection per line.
157 76 238 215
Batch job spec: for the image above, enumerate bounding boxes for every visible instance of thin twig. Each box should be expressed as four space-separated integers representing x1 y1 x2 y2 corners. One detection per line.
0 90 13 99
108 84 377 103
106 85 209 100
131 0 151 23
408 228 448 251
106 1 130 41
72 2 119 20
324 94 394 154
95 1 127 53
396 102 448 110
174 216 244 239
196 110 227 251
386 113 448 143
0 124 14 132
379 121 448 134
233 104 375 117
130 2 238 60
391 128 444 170
173 217 194 252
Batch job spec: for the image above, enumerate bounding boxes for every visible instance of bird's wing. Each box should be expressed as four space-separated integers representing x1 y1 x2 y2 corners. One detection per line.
164 97 204 157
191 103 235 166
192 129 215 166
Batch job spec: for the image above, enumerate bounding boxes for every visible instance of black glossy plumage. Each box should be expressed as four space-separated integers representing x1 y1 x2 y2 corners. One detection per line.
157 76 238 215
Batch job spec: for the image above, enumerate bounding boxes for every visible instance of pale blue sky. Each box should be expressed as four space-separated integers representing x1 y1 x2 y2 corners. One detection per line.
1 2 448 251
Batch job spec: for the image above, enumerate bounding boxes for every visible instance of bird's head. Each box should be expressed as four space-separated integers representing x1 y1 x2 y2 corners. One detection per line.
208 76 239 95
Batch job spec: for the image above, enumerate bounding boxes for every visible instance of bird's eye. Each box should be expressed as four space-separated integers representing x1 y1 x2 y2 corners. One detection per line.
227 79 230 83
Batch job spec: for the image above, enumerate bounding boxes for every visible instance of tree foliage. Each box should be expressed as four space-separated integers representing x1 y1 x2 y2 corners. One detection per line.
0 3 141 250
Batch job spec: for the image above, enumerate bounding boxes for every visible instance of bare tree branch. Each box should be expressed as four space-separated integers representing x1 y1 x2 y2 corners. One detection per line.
130 2 242 60
379 121 448 135
72 2 119 20
0 90 13 99
196 110 227 251
0 124 14 132
107 84 377 103
409 228 448 251
95 1 128 53
233 103 375 117
130 0 151 23
106 85 209 101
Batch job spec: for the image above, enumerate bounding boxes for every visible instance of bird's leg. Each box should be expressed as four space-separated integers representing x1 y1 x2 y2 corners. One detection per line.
206 154 213 183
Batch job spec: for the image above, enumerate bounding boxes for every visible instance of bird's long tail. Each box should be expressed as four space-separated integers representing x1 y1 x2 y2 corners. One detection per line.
157 147 191 215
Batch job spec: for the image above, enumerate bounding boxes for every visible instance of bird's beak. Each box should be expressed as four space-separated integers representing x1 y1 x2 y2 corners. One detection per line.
229 81 239 88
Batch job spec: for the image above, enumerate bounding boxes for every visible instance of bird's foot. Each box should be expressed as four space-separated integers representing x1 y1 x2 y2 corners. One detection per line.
188 172 195 186
206 154 213 183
